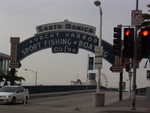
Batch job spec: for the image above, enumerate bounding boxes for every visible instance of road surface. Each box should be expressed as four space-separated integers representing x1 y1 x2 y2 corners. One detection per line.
0 92 149 113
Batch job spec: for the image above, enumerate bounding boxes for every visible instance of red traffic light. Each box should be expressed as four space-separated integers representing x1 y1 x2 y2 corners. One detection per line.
139 27 150 37
124 28 134 37
141 30 149 37
124 30 130 36
123 28 134 58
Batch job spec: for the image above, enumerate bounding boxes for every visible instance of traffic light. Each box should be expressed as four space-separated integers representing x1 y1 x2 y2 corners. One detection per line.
139 26 150 58
113 27 122 56
123 28 134 58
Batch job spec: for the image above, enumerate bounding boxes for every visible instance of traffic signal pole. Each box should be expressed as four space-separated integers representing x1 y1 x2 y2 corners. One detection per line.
119 71 123 101
132 0 139 110
128 67 132 100
117 25 123 101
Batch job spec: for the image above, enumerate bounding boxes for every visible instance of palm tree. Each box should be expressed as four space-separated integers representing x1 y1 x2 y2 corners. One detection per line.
142 13 150 20
139 4 150 28
0 69 6 85
4 68 25 86
147 4 150 9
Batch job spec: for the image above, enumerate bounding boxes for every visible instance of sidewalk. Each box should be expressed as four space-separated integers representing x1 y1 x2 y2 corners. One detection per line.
94 96 150 113
30 90 149 113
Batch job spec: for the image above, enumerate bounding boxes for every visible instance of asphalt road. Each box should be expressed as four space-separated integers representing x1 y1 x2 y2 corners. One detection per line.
0 92 149 113
0 92 96 113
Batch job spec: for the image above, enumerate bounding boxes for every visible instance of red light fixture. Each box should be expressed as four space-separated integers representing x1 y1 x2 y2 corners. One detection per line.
125 30 130 36
142 30 149 37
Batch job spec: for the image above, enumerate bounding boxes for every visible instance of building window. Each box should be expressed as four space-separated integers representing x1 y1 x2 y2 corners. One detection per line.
49 26 53 30
57 25 62 29
147 70 150 80
37 26 43 32
77 26 81 30
89 28 94 34
54 25 57 29
44 26 48 31
65 24 71 29
72 25 76 30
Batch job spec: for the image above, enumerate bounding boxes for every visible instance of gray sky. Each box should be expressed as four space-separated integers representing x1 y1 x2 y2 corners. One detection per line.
0 0 150 86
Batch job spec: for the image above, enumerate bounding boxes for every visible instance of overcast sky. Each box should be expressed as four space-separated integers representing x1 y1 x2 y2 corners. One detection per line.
0 0 150 87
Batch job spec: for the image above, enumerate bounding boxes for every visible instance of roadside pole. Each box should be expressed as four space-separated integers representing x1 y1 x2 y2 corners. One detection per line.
131 0 140 110
119 71 123 101
132 24 137 110
129 71 132 99
118 25 123 101
93 0 104 107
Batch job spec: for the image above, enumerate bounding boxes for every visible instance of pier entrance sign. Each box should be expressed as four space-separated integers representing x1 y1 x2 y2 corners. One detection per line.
10 20 99 68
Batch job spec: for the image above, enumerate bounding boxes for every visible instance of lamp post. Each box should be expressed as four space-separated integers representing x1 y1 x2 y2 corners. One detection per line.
94 0 102 47
24 68 37 86
94 0 103 92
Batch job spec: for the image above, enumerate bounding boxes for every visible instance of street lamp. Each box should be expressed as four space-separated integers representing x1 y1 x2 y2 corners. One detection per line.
94 0 103 92
24 68 38 86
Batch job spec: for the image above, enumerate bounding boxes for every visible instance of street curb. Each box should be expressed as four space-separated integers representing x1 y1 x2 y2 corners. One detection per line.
30 89 96 99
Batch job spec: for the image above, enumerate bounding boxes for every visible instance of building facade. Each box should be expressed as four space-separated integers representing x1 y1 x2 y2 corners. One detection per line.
0 52 10 74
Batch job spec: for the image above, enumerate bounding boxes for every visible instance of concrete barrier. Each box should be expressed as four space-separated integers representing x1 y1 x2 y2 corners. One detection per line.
146 87 150 103
105 91 119 105
93 92 105 107
93 91 130 107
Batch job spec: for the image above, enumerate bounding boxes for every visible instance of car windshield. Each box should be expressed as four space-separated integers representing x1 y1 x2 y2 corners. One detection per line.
0 87 19 92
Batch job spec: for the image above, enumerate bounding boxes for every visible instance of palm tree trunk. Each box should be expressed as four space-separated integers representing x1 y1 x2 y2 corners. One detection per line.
10 68 16 85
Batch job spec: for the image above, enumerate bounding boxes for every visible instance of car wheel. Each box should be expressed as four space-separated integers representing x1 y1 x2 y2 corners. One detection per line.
11 97 16 104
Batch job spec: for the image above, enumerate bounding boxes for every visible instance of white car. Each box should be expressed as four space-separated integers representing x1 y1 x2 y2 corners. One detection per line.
0 86 29 104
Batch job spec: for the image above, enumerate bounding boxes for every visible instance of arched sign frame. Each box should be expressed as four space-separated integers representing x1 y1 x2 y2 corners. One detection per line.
9 20 100 68
17 30 99 61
